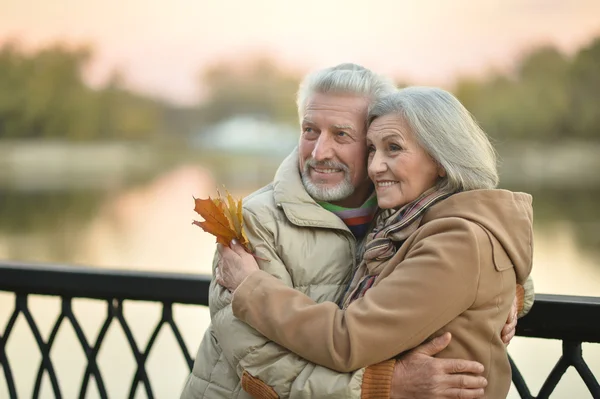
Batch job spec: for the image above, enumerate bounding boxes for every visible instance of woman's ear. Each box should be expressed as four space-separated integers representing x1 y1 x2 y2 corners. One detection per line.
437 165 446 178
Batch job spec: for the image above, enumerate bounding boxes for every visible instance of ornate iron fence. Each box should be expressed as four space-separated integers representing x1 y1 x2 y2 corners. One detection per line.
0 261 599 398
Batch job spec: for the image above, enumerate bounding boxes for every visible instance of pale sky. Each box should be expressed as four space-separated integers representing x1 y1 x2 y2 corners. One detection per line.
2 0 599 105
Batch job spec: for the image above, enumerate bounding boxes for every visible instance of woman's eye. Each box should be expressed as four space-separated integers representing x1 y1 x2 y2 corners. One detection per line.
303 127 313 133
389 144 402 151
367 145 376 153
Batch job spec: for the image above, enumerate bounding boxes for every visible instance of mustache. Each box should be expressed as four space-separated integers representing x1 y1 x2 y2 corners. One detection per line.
304 159 350 173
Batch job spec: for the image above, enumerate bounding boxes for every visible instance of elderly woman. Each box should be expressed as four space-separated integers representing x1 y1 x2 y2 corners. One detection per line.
217 87 533 399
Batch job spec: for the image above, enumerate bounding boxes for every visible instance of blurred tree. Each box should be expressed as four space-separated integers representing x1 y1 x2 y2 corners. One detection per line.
0 41 94 139
2 36 599 142
197 56 301 125
0 41 172 140
514 47 571 140
454 39 600 142
96 72 165 140
569 37 600 140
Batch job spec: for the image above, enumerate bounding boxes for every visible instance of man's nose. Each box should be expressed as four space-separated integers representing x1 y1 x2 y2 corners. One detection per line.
311 134 335 161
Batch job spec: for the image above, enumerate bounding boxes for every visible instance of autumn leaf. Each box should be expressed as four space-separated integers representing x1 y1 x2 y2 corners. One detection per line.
223 188 249 244
192 189 251 252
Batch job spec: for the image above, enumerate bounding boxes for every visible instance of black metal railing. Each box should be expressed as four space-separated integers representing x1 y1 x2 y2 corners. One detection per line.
0 261 599 398
512 294 600 398
0 261 210 399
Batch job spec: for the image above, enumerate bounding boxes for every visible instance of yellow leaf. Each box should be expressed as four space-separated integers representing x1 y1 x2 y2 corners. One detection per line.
193 188 250 252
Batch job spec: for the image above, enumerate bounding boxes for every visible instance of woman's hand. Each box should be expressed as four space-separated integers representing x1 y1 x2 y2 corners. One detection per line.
215 239 260 292
501 295 519 345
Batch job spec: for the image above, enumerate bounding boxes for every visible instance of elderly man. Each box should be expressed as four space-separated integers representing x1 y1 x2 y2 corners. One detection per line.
181 63 532 399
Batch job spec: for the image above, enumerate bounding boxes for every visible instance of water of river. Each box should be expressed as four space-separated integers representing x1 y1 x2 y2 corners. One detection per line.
0 164 598 398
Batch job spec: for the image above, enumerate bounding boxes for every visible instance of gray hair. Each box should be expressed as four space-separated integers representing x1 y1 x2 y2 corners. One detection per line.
368 87 499 192
296 63 395 121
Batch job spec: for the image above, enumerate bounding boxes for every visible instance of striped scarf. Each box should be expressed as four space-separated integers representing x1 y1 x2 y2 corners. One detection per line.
342 188 453 308
319 193 378 239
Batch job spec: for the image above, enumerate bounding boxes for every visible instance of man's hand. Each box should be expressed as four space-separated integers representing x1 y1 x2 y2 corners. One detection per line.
390 333 487 399
501 295 518 345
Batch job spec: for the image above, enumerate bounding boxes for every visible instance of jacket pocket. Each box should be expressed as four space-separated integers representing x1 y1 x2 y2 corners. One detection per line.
479 225 514 272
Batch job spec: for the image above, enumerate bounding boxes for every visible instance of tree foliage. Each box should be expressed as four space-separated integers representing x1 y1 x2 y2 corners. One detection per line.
1 36 599 142
454 38 600 141
0 40 168 140
197 56 301 125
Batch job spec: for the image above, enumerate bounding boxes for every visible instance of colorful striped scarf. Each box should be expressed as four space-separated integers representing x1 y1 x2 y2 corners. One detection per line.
342 188 453 308
319 193 378 239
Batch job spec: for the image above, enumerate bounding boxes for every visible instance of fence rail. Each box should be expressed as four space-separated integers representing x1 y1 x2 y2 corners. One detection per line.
0 261 599 398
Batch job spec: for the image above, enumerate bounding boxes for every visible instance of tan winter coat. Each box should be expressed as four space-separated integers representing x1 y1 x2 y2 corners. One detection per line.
232 189 534 399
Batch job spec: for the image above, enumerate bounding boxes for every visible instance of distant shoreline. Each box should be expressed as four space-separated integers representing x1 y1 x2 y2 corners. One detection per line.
1 140 599 192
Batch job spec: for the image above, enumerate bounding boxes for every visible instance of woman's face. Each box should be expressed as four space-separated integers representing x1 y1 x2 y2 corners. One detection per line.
366 114 444 209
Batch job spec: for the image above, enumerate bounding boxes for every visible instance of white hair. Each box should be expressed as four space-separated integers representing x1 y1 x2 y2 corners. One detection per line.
296 63 395 121
368 87 499 192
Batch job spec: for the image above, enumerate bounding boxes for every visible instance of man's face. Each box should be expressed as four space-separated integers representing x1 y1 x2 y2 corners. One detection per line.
298 93 372 208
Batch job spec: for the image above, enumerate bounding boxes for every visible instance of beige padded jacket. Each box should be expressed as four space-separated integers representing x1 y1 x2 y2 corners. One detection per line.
181 149 381 398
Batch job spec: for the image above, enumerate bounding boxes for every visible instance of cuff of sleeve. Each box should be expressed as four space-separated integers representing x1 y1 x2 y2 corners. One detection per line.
518 276 535 318
361 359 395 399
241 370 279 399
515 284 525 316
232 270 275 320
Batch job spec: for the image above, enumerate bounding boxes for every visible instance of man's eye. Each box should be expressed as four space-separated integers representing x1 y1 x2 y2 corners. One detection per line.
337 131 348 137
303 127 313 133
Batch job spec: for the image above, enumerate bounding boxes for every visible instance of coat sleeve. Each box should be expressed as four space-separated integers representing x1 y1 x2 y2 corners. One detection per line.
231 218 486 372
210 208 394 399
518 275 535 317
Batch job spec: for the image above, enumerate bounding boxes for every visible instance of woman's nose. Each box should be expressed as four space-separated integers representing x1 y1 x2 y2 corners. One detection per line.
368 151 387 175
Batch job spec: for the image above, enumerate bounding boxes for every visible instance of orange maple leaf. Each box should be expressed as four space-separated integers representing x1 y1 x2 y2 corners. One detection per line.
192 189 251 252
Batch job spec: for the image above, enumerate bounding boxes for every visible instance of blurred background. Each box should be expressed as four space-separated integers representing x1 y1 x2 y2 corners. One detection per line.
0 0 599 397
